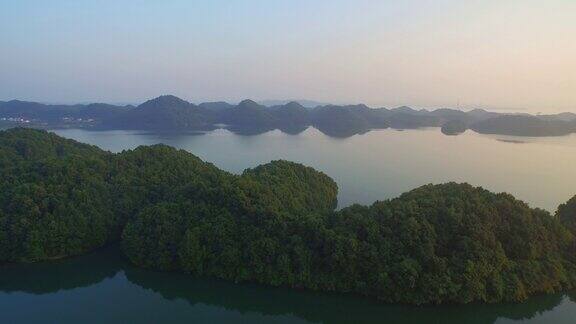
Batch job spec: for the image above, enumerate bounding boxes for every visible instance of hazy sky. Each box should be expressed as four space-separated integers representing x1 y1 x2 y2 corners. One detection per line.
1 0 575 112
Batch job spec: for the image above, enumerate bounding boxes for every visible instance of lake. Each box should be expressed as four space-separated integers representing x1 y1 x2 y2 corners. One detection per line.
2 126 576 323
1 247 575 324
52 126 576 211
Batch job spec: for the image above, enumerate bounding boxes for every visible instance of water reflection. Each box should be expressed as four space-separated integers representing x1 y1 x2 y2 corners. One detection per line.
51 127 576 212
125 267 566 324
0 247 574 324
0 246 123 294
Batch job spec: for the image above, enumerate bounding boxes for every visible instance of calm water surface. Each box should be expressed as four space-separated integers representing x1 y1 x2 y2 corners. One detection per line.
0 247 575 323
53 127 576 211
2 126 576 323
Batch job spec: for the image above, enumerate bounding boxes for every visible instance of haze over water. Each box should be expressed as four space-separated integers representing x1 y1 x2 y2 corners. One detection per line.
2 1 575 112
52 127 576 212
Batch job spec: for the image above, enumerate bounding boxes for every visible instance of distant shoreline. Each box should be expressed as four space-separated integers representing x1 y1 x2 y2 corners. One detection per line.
2 95 575 138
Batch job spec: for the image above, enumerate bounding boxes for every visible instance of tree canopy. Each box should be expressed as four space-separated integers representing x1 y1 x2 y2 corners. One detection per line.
0 128 114 261
1 128 576 305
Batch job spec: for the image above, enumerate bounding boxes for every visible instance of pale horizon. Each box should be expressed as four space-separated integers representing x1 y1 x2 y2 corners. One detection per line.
1 0 575 113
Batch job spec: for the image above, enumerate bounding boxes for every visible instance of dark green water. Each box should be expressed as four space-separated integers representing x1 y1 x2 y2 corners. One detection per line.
2 126 576 323
1 247 575 324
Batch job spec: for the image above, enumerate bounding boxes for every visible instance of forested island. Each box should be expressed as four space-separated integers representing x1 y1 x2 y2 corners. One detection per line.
1 128 576 305
1 95 576 137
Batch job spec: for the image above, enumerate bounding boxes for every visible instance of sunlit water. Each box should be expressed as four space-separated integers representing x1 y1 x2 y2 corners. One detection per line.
2 126 576 323
52 127 576 211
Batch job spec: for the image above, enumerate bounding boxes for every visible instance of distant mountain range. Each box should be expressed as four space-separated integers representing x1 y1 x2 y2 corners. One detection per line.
258 99 332 108
1 95 576 137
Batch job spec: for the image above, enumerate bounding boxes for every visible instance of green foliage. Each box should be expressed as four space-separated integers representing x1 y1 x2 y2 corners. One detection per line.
0 128 115 262
557 196 576 233
322 184 576 304
121 179 576 304
240 160 338 216
2 128 576 305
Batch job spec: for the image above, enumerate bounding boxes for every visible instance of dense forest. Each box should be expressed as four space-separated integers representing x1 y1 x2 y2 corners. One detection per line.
1 128 576 305
2 95 576 137
0 129 116 261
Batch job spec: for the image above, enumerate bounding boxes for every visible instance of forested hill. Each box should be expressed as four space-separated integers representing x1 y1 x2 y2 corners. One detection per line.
1 128 576 305
2 96 576 137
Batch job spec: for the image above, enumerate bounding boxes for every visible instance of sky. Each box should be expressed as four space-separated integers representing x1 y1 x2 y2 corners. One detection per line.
1 0 575 112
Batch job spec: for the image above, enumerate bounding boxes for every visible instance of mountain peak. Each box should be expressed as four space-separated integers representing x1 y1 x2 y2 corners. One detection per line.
284 101 306 109
470 108 488 113
138 95 190 109
237 99 264 110
392 106 418 114
238 99 259 106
